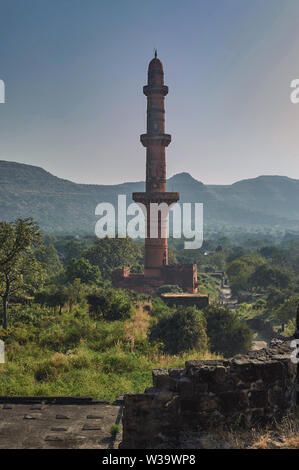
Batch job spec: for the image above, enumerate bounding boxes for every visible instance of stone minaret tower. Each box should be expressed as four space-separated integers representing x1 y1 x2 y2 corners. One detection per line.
133 52 179 277
113 53 199 295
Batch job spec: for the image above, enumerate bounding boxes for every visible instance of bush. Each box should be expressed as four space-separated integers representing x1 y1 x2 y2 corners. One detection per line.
110 424 121 437
149 306 208 354
157 284 183 295
35 362 59 382
8 304 51 326
150 298 171 318
7 325 37 345
204 303 253 357
39 325 68 350
87 288 133 321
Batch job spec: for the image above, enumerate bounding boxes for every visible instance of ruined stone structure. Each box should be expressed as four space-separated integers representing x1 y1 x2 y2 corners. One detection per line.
161 293 209 310
113 53 203 297
121 339 297 448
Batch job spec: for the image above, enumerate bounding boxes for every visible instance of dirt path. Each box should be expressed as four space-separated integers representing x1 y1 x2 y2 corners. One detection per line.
219 283 268 350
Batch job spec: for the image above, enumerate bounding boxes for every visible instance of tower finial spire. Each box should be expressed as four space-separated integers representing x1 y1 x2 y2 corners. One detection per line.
154 48 157 59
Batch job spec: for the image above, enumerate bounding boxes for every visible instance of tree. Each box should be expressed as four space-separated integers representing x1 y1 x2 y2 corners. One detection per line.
226 254 265 297
65 278 88 313
249 264 292 291
34 242 63 280
271 295 299 331
36 286 68 314
0 218 44 329
149 306 208 354
266 287 286 310
204 303 253 357
65 239 86 264
36 279 87 314
84 237 143 280
66 257 101 284
259 246 279 259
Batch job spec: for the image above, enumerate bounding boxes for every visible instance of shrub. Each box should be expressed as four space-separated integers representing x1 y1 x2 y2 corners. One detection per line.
157 284 183 295
39 325 67 350
8 325 37 345
35 362 59 382
150 297 171 318
204 303 253 357
87 288 133 321
149 306 208 354
110 424 121 437
50 352 69 369
67 351 91 369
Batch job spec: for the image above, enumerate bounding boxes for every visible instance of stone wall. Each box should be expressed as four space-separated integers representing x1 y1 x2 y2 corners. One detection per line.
121 340 297 449
160 293 209 309
112 264 198 295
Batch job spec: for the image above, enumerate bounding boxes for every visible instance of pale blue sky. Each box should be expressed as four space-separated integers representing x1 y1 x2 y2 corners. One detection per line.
0 0 299 184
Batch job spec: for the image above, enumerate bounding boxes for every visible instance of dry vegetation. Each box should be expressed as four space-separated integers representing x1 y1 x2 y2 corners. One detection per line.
181 412 299 449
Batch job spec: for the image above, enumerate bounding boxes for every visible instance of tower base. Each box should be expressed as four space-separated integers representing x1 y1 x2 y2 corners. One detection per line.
112 264 199 296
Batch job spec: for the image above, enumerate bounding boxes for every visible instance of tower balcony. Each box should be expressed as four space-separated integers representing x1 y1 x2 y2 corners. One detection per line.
143 85 168 96
140 133 171 147
133 191 179 205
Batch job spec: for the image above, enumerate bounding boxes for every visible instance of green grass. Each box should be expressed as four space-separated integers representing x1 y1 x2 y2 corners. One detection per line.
197 274 221 301
0 304 216 401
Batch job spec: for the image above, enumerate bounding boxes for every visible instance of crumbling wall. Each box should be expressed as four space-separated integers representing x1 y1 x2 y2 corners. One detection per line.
112 264 198 295
121 340 297 449
160 293 209 309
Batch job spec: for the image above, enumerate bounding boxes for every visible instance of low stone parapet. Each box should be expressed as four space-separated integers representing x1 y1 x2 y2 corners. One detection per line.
121 340 297 448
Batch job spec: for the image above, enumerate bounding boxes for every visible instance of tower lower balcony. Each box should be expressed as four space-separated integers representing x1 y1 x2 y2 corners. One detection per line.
133 191 179 205
140 134 171 147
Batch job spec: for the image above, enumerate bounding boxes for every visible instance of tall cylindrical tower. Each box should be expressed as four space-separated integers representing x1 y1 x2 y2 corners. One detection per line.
133 52 179 277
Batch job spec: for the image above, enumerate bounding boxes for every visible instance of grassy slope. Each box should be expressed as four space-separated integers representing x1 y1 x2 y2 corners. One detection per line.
197 274 221 301
0 305 217 401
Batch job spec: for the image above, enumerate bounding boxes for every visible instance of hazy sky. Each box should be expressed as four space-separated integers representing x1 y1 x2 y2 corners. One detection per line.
0 0 299 185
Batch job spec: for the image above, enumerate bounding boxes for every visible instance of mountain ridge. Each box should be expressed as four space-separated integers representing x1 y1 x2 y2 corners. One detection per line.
0 160 298 234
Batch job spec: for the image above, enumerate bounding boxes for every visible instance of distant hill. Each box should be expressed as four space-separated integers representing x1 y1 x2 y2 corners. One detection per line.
0 160 298 234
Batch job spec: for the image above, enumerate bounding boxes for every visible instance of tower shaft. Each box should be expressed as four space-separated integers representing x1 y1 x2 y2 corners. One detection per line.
133 54 179 276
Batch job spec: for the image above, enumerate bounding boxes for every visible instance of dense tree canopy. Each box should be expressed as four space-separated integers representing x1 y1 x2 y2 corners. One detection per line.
249 264 292 291
34 243 63 279
66 257 101 284
0 218 44 328
84 237 143 280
